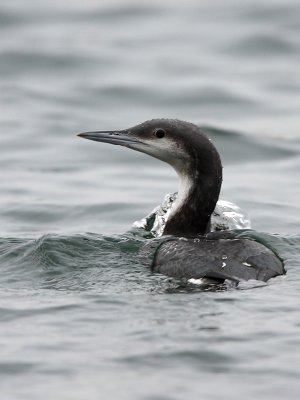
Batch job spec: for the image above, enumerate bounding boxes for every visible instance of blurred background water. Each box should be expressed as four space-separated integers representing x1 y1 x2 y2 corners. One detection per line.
0 0 300 399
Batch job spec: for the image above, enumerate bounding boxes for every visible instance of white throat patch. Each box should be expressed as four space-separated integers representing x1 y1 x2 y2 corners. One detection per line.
168 173 193 220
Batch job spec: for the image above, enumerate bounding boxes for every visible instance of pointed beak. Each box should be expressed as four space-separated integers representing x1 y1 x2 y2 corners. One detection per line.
77 130 141 147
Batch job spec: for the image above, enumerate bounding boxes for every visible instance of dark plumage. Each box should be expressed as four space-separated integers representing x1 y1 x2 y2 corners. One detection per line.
153 236 283 282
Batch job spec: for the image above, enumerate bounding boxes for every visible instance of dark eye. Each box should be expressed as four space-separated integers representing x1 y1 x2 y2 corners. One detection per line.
154 129 165 139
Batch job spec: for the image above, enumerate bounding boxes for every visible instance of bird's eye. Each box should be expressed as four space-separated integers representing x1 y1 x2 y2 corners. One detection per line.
154 129 165 139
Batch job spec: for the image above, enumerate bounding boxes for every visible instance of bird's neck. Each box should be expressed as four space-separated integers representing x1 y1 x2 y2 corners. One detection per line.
163 156 222 237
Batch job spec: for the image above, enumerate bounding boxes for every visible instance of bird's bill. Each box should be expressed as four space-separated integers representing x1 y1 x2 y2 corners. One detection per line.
77 131 141 147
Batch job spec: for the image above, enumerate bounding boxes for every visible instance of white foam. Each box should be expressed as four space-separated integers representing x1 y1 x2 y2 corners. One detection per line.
133 192 251 237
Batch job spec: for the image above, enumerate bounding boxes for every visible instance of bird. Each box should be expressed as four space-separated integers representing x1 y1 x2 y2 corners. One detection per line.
78 119 284 284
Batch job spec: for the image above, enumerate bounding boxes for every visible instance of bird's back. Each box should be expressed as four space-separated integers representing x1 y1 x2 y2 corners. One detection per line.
152 235 284 282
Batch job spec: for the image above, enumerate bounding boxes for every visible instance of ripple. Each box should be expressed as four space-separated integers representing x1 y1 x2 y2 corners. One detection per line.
226 34 295 56
0 51 89 76
202 126 296 164
118 348 235 371
0 362 37 374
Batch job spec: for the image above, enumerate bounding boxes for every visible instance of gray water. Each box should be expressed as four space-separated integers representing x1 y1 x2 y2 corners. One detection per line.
1 1 300 399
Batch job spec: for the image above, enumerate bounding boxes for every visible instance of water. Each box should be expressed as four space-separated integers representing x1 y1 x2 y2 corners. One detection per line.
1 0 300 399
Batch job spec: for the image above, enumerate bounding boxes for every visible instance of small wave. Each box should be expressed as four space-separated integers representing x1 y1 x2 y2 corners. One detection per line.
201 126 296 164
0 229 299 292
0 232 150 292
225 34 295 56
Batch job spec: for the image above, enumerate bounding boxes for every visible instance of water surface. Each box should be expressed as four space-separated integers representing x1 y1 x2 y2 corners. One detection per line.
0 1 300 399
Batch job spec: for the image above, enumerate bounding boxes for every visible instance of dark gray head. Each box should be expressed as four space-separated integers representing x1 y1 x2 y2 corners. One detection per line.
78 119 223 236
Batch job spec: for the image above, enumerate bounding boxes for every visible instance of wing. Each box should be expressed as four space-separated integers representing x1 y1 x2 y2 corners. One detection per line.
152 237 284 282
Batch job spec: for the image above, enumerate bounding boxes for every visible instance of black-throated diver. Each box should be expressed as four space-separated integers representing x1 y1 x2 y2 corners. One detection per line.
78 119 284 283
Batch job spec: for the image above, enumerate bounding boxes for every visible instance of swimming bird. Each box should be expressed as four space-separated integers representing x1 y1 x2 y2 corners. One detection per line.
78 119 284 283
